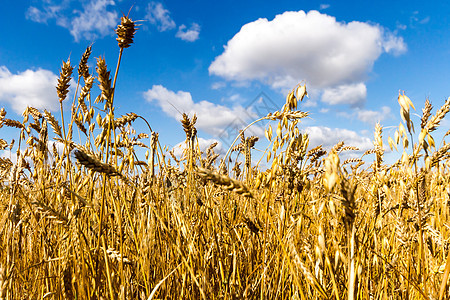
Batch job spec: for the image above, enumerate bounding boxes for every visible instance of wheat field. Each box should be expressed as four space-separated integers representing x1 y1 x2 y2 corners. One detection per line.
0 16 450 300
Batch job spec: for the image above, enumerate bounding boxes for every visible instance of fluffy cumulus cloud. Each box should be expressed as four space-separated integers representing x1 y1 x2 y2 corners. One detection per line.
0 66 59 114
209 10 406 106
26 0 118 42
305 126 373 152
176 23 201 42
145 2 176 32
143 85 256 136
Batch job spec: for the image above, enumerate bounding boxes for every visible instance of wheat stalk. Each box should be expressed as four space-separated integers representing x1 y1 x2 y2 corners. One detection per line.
78 45 92 80
74 149 121 176
56 59 73 103
196 167 253 198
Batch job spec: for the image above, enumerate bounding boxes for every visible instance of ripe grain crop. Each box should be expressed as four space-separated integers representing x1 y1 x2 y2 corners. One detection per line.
0 15 449 300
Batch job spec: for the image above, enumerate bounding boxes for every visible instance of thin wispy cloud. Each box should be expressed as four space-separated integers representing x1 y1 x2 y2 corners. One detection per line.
410 11 431 27
355 106 392 124
145 1 176 32
176 23 200 42
70 0 118 41
25 0 118 42
211 81 226 90
336 106 393 125
26 4 64 23
321 83 367 107
145 2 201 41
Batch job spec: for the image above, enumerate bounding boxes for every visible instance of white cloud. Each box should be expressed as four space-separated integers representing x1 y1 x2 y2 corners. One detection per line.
321 83 367 106
143 85 255 136
70 0 118 41
228 94 242 102
305 126 373 152
319 4 330 10
382 32 407 56
146 2 176 32
0 66 59 114
26 0 118 42
397 23 407 30
333 106 393 124
144 3 200 42
209 10 406 91
211 81 226 90
356 106 392 124
419 16 430 24
302 98 318 108
410 11 431 28
26 4 62 23
176 23 201 42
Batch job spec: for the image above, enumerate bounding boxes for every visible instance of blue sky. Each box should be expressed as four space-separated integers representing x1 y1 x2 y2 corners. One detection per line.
1 0 449 161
